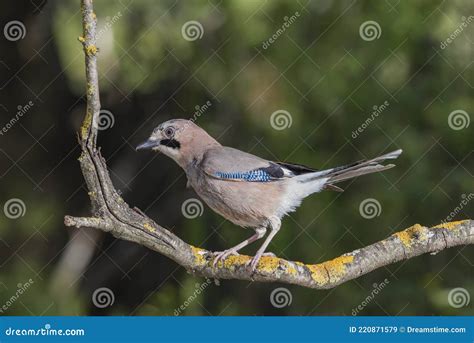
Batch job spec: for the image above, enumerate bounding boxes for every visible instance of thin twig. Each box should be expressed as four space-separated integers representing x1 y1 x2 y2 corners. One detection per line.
65 0 474 290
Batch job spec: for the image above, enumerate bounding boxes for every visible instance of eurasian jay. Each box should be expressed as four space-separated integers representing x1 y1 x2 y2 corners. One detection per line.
137 119 402 271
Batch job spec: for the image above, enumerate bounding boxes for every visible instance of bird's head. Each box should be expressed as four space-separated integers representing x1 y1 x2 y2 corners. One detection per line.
136 119 219 167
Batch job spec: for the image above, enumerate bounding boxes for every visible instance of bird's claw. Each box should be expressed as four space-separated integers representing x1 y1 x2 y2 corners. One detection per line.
212 250 239 268
248 257 259 272
247 252 276 273
213 250 276 271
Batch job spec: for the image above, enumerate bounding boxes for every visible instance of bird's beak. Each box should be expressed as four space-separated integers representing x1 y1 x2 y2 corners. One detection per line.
136 139 160 151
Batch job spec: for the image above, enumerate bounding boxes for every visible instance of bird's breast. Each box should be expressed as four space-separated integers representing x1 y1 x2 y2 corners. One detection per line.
186 170 285 228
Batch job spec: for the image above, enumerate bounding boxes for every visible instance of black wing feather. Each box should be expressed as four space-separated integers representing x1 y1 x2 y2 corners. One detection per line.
259 163 285 178
275 161 317 175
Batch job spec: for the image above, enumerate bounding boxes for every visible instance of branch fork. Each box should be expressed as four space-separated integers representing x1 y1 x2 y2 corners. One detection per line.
65 0 474 289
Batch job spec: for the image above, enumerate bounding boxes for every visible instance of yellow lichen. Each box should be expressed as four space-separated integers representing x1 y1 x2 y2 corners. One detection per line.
393 223 426 247
283 261 297 276
395 230 411 247
211 256 301 276
222 255 251 269
78 36 85 43
307 265 328 284
191 246 207 266
87 85 95 96
307 255 354 285
80 115 91 141
143 223 155 233
85 44 97 56
432 220 468 230
256 256 281 273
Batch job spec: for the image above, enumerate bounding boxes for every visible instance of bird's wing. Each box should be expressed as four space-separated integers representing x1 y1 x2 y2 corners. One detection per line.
201 146 297 182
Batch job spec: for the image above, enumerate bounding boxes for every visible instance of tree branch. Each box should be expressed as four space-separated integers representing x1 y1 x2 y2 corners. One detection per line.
66 0 474 290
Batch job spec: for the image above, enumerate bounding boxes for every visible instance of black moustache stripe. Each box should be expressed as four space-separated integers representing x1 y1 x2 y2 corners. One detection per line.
160 139 181 149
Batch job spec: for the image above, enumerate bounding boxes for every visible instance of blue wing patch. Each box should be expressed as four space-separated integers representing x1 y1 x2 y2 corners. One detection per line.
214 169 271 182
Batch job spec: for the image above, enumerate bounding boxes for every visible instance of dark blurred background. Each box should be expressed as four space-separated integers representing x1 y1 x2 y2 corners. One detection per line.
0 0 472 316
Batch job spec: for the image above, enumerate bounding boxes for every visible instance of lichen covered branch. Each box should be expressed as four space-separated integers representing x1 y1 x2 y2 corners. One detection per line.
65 0 474 290
65 214 473 289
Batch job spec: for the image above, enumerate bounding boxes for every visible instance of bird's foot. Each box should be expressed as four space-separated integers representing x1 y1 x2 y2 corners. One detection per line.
247 252 276 272
212 249 239 268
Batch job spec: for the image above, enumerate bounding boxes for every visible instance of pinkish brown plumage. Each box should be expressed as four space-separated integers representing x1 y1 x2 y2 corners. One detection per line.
137 119 402 271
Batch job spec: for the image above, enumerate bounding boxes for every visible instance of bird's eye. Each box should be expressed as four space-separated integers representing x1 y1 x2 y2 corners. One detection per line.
164 126 175 138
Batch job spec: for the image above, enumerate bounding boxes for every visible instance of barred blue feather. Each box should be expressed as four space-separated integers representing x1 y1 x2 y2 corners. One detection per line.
215 169 271 182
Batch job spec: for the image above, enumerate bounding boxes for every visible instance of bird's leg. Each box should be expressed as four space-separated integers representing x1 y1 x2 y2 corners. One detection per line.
212 227 266 267
249 216 281 272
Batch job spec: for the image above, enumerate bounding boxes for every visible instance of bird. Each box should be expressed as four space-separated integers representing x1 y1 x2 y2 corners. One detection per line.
136 119 402 271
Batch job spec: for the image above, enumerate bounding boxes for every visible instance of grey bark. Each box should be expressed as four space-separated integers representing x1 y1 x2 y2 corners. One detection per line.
65 0 474 290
